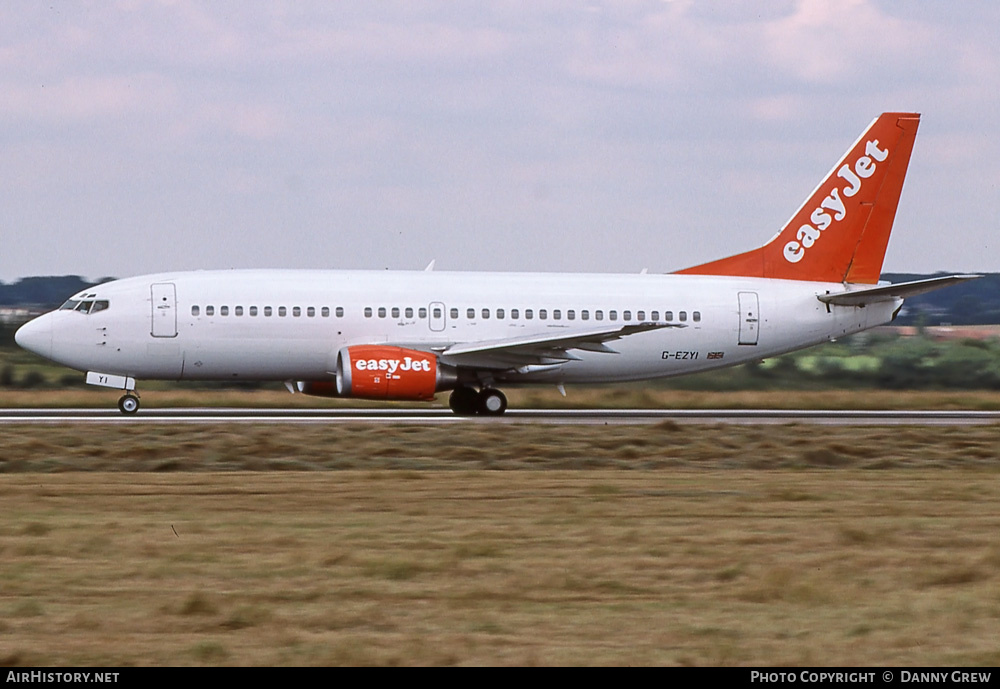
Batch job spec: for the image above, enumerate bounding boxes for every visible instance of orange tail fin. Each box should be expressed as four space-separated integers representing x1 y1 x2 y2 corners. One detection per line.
676 112 920 284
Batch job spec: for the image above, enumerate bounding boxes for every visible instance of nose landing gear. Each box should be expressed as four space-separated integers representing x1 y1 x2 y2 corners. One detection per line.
118 393 140 414
84 372 141 414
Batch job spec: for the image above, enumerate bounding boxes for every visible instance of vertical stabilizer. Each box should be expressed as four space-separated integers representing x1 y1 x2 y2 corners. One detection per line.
676 112 920 284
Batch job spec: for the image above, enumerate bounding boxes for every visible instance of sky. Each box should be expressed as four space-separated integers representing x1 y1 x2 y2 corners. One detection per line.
2 0 999 282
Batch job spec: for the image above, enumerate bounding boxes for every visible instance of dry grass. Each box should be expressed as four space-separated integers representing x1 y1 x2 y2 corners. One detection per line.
1 423 999 472
1 421 999 665
1 469 999 665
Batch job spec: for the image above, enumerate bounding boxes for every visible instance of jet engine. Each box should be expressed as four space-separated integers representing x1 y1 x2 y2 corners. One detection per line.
298 345 457 400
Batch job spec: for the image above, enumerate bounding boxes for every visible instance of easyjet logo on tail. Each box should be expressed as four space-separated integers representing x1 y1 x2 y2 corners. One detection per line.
783 139 890 264
674 112 919 283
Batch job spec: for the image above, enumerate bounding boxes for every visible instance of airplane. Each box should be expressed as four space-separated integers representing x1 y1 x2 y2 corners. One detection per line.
15 112 979 415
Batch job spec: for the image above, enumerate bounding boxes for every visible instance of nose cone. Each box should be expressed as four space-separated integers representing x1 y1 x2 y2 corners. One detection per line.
14 315 53 360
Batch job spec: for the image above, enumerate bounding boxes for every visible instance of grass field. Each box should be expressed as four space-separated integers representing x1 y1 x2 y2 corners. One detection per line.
2 422 1000 472
1 421 1000 665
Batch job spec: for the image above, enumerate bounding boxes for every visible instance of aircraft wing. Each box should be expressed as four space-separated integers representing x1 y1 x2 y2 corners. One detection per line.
433 322 683 370
817 275 981 306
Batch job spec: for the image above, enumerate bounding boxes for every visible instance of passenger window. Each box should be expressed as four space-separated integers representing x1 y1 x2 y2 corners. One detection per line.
335 307 344 317
525 309 533 320
206 306 215 316
450 308 458 319
665 311 673 321
221 306 229 316
250 306 258 316
404 307 413 318
610 310 618 321
292 307 301 317
432 307 441 319
581 310 589 321
192 305 200 316
595 310 603 321
637 310 645 320
496 308 505 319
235 306 244 316
467 308 475 319
651 310 659 321
623 310 632 321
264 306 273 317
419 307 427 319
378 307 386 318
553 309 561 320
278 307 286 317
482 308 490 319
539 309 547 320
364 307 373 318
693 311 701 322
679 311 687 322
307 307 315 317
511 309 519 319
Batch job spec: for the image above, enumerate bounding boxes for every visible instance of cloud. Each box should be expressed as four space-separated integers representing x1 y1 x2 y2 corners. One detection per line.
759 1 911 82
1 1 999 281
0 73 177 123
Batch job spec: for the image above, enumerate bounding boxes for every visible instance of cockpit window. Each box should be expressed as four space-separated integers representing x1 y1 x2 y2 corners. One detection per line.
61 299 109 314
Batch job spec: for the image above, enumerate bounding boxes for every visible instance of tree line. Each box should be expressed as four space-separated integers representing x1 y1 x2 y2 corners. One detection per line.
3 273 998 324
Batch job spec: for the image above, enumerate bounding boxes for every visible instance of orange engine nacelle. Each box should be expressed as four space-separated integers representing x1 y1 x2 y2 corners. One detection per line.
323 345 455 401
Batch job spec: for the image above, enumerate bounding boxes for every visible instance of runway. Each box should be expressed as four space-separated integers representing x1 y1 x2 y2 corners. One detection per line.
1 408 998 425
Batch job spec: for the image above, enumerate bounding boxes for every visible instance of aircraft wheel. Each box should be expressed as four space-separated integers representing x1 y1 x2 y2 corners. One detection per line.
118 394 140 415
449 386 479 416
477 388 507 416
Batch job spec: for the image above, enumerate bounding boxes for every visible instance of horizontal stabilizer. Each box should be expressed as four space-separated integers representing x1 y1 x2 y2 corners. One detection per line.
817 275 982 306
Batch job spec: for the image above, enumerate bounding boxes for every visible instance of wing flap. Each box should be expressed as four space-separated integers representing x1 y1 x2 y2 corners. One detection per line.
440 322 682 369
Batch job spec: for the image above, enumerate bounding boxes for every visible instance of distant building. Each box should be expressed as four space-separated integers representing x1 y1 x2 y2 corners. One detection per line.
0 307 40 326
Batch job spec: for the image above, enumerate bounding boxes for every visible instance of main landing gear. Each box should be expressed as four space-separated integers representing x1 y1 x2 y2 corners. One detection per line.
448 386 508 416
117 393 140 414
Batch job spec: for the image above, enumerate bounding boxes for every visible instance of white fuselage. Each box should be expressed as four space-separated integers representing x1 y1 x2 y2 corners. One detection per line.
17 269 900 386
